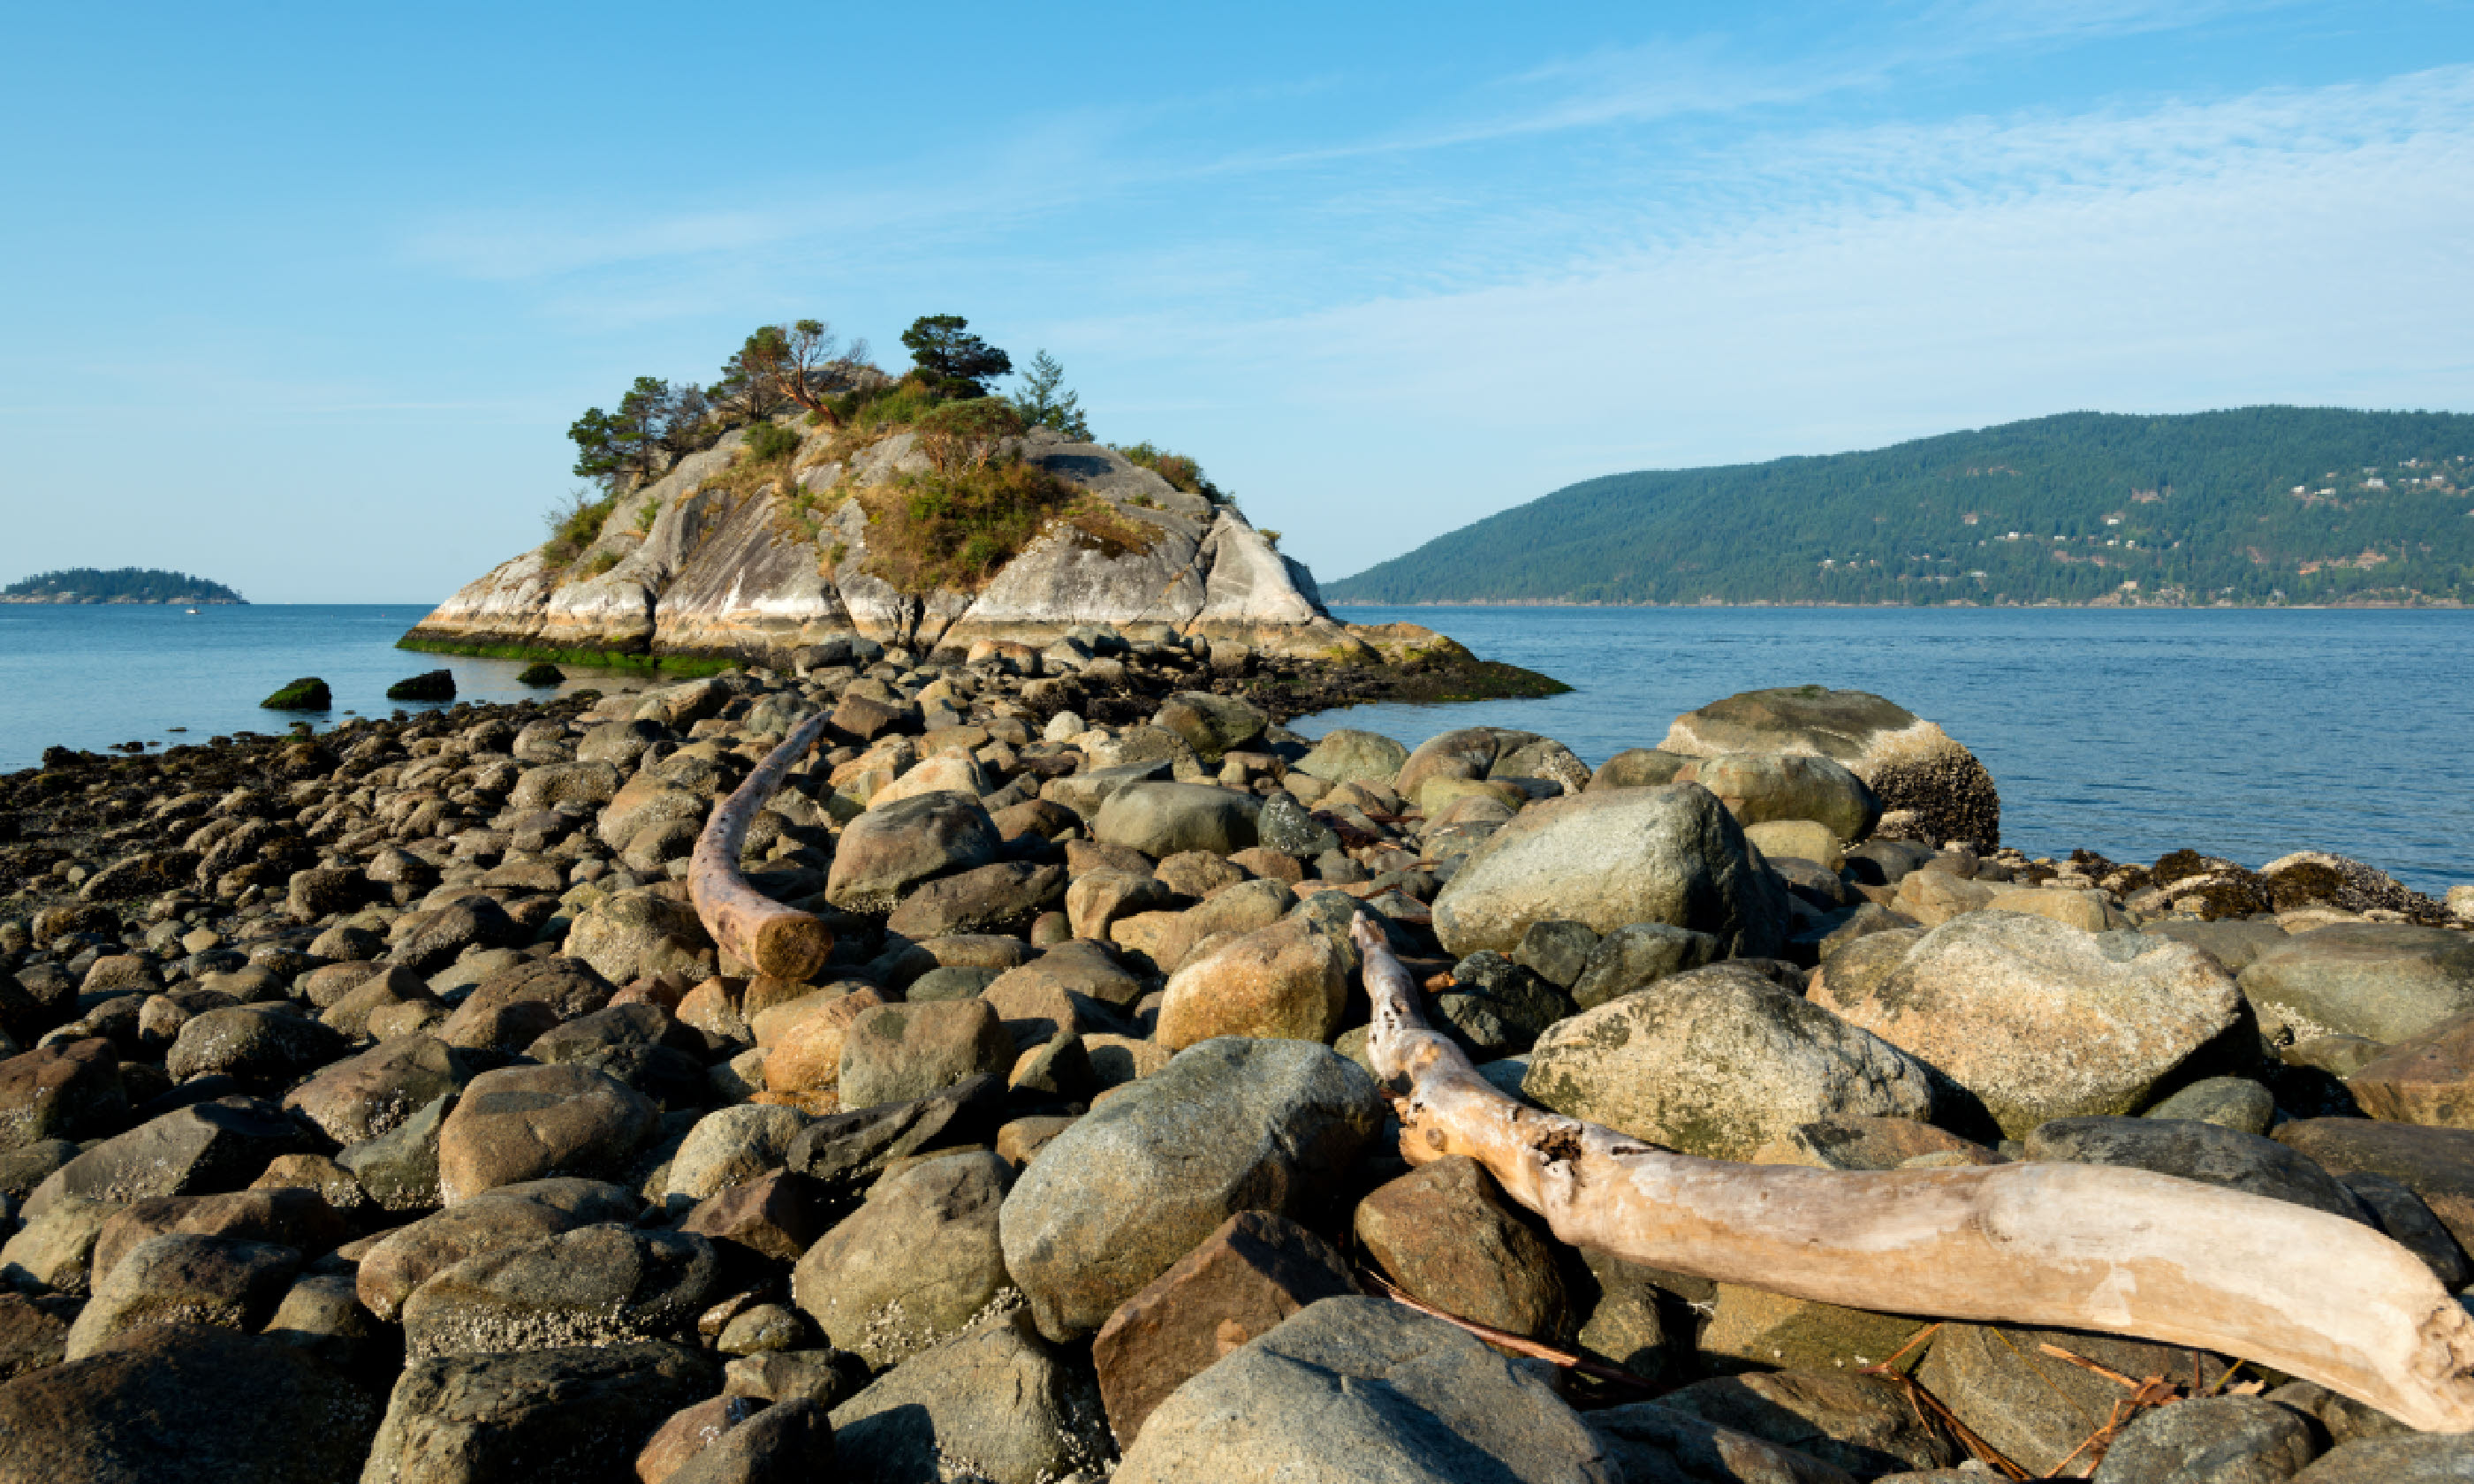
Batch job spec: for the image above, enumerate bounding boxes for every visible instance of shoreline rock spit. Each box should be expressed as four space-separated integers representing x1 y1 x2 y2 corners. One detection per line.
0 660 2470 1481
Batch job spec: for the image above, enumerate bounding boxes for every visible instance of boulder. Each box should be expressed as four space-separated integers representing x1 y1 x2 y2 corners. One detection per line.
1568 922 1720 1010
284 1033 472 1146
1153 691 1269 760
1090 1210 1357 1446
1354 1155 1569 1341
88 1187 344 1284
785 1075 1008 1211
1683 752 1880 842
999 1038 1383 1340
2024 1117 2367 1220
337 1092 456 1211
1156 918 1347 1051
65 1232 301 1359
28 1097 307 1215
353 1177 644 1321
1430 784 1790 958
2090 1394 2323 1484
1660 685 2000 850
679 1170 834 1263
791 1150 1012 1367
1066 869 1175 942
827 1310 1112 1484
664 1397 836 1484
1094 782 1262 858
1433 951 1577 1057
884 860 1066 938
1812 913 2242 1138
1586 748 1693 792
0 1039 125 1152
824 791 1001 912
837 998 1015 1109
2274 1119 2474 1248
2288 1435 2474 1480
1292 728 1408 786
1584 1401 1856 1484
399 1223 722 1359
1524 963 1936 1161
1111 876 1298 976
163 1004 345 1086
435 1062 658 1203
0 1195 116 1294
1113 1297 1620 1484
1656 1370 1954 1478
0 1323 382 1483
663 1104 810 1204
2143 1075 2277 1135
1917 1322 2233 1477
559 889 708 985
2239 923 2474 1044
360 1342 718 1484
1513 920 1599 991
2349 1013 2474 1127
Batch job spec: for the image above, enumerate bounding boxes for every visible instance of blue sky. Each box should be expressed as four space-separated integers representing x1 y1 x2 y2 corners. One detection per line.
4 0 2470 602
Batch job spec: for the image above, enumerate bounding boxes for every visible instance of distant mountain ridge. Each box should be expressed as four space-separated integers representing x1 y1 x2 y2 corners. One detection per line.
1327 408 2474 607
2 567 246 604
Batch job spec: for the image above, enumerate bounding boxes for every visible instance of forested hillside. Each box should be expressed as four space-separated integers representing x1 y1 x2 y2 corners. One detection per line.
1328 408 2474 606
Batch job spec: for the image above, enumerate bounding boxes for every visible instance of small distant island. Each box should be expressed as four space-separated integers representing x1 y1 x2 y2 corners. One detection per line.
0 567 247 605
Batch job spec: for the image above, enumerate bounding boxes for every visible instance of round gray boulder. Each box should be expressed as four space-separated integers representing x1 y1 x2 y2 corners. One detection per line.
1430 784 1790 959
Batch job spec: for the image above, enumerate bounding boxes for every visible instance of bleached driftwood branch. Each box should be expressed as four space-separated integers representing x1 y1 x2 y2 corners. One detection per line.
689 709 835 982
1350 912 2474 1433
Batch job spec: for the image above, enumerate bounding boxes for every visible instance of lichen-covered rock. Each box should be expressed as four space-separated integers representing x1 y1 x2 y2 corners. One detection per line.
1523 963 1936 1161
792 1151 1012 1367
2238 922 2474 1044
1812 912 2241 1137
1431 784 1790 959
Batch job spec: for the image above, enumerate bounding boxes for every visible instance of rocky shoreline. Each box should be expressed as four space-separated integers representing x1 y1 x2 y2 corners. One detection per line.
0 631 2471 1481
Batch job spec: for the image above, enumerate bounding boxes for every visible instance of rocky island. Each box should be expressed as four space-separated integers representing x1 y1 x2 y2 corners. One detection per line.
0 329 2471 1479
2 568 246 605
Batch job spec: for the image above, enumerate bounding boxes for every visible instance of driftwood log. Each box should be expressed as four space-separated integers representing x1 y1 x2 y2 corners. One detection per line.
1350 912 2474 1433
688 709 835 982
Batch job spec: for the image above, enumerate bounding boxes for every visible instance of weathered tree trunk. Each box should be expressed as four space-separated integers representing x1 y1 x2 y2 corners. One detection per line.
689 709 835 982
1351 913 2474 1433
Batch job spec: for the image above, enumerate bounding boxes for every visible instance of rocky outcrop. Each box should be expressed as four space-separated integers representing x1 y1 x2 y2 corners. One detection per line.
404 425 1370 663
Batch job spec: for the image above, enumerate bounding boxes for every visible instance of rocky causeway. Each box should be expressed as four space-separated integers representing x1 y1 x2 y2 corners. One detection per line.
4 410 2474 1479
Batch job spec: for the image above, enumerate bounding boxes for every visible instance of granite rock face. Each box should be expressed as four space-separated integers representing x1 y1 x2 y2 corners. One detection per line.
403 426 1370 662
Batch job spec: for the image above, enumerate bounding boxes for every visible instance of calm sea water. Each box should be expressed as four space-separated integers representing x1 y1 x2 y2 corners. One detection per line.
0 605 641 772
1305 605 2474 895
4 603 2468 892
